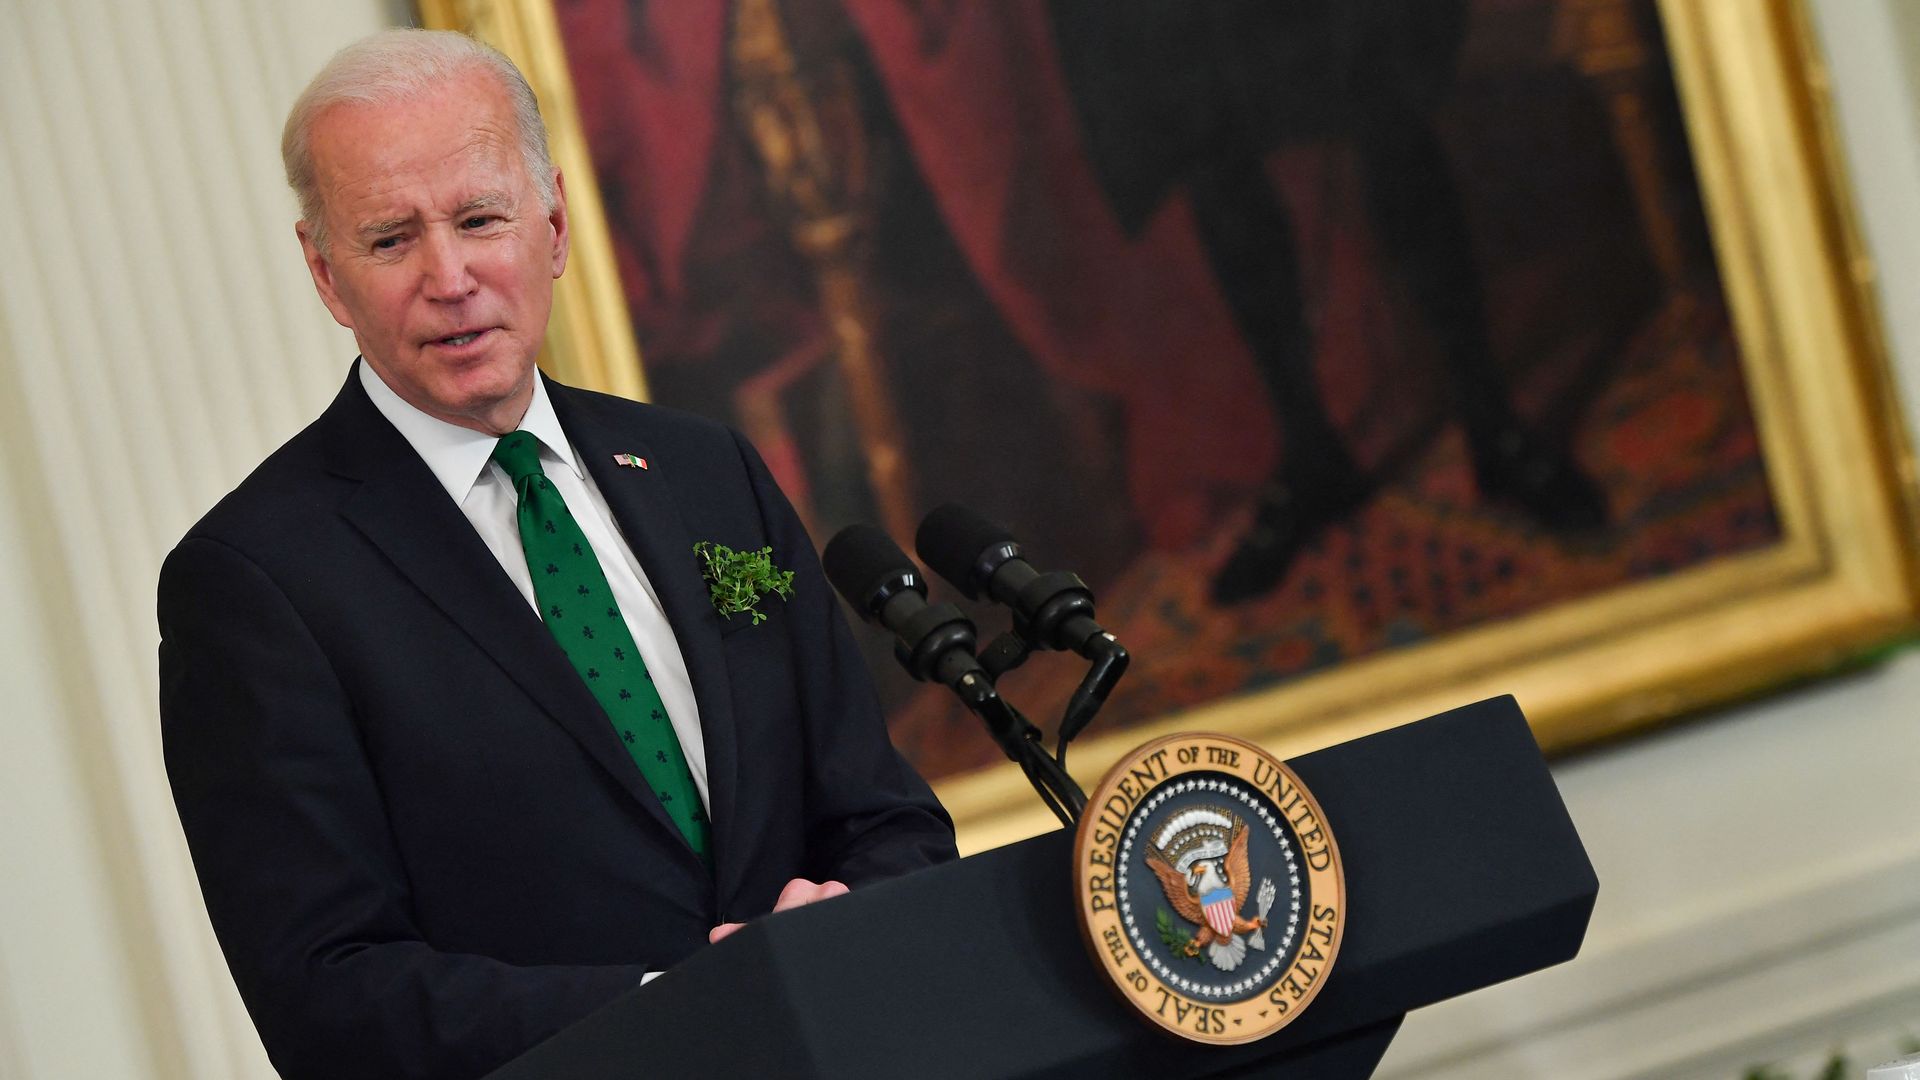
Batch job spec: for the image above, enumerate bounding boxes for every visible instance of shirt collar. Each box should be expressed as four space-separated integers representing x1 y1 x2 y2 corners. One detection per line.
357 359 583 504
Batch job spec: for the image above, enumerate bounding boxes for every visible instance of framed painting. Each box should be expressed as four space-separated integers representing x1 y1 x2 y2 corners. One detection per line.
420 0 1920 849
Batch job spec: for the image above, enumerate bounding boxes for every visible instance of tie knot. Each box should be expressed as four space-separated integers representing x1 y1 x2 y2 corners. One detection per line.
491 431 547 484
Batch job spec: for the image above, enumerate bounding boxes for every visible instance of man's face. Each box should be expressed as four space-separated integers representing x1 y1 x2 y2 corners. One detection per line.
298 69 568 434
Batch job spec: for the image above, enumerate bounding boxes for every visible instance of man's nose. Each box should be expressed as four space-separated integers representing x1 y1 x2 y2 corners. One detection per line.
419 229 477 301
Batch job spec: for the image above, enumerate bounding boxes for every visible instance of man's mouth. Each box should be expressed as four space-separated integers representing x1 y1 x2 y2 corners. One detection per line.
434 329 488 348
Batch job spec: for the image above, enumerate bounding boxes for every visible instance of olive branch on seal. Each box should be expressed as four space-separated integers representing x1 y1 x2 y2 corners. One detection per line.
1155 908 1206 964
694 541 795 625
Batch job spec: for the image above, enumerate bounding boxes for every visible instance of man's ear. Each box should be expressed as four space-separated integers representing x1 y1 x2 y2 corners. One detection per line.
297 220 356 331
548 169 571 279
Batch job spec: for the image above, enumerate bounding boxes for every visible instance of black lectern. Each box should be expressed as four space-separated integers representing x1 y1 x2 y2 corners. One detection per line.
486 696 1596 1078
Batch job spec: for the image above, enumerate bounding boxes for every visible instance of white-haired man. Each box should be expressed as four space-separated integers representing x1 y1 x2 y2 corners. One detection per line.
159 29 954 1080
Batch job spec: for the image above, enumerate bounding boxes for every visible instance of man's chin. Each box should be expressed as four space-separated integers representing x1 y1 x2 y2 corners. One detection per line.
444 378 536 433
405 366 536 433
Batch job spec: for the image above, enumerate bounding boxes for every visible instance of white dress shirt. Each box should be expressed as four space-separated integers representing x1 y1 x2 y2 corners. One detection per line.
358 361 709 809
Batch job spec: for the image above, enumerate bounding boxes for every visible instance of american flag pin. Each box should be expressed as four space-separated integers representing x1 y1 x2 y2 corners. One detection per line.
613 453 649 470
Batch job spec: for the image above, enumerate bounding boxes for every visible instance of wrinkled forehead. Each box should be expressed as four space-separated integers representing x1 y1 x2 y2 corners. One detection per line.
309 75 528 221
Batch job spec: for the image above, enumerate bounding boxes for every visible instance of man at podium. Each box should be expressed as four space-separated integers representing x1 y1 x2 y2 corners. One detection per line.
157 28 955 1080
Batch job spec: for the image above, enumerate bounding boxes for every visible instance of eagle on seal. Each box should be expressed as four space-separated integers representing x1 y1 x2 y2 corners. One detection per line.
1146 807 1274 971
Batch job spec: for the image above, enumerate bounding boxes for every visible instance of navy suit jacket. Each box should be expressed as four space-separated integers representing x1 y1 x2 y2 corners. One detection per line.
159 367 956 1080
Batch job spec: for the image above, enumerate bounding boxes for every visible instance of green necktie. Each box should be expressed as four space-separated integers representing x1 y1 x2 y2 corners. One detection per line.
490 431 711 859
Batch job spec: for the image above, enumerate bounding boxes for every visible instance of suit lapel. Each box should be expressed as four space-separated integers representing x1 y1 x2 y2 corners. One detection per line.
319 371 699 858
549 383 743 887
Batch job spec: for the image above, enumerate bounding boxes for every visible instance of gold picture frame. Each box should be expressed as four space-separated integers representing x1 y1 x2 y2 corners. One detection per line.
421 0 1920 852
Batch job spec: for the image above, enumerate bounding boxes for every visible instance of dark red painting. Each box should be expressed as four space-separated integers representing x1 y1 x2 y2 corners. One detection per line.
551 0 1779 780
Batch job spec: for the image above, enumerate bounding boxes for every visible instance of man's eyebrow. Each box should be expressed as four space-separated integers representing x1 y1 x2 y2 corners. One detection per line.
356 216 413 239
455 192 515 215
352 194 514 239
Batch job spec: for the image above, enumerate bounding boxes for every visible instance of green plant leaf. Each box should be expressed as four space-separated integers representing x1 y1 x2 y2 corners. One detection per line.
694 541 795 624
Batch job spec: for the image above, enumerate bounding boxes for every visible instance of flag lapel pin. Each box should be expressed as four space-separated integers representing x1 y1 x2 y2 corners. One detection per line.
613 453 649 470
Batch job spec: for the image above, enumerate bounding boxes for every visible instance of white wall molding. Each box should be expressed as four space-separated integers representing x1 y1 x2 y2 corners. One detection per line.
0 1 390 1076
0 931 25 1080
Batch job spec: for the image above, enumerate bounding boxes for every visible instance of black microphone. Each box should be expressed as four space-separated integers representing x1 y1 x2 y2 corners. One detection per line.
915 504 1119 661
822 524 988 693
829 521 1091 826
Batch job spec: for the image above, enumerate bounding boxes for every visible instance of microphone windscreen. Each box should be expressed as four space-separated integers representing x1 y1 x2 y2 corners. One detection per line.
916 504 1015 599
823 523 919 613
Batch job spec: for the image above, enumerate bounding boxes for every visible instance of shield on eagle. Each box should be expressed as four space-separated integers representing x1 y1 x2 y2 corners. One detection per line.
1201 888 1238 936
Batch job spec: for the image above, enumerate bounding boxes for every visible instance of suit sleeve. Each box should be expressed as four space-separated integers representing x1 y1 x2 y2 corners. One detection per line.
731 431 960 885
159 536 648 1080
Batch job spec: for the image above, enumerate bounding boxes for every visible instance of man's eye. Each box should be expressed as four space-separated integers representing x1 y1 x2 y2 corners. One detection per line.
462 215 494 229
371 236 402 251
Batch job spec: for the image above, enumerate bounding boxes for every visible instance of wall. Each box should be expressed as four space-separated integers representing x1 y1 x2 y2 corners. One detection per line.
0 2 390 1077
0 2 1912 1078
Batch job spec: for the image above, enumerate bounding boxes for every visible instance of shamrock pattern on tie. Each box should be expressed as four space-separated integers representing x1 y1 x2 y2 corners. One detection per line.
491 431 710 860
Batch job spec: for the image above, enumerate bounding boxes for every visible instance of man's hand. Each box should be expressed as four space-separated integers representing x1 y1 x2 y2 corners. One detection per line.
708 877 849 943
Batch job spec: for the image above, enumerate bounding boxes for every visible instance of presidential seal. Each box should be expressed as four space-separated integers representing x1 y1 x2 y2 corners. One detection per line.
1073 733 1345 1044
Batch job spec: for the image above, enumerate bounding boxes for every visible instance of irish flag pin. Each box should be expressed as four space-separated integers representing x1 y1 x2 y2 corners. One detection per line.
613 453 649 470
